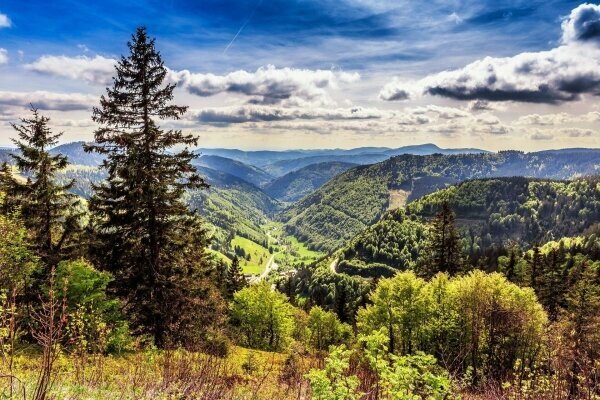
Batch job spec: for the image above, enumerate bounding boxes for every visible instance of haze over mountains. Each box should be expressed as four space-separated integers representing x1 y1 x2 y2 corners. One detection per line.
198 143 489 176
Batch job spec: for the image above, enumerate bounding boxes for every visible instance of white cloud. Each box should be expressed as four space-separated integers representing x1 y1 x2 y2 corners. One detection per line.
380 4 600 104
466 99 505 112
0 12 11 28
475 113 501 126
0 91 97 111
172 65 360 106
561 3 600 44
0 48 7 64
408 105 470 119
52 119 96 128
26 55 116 85
558 127 595 137
379 78 410 101
25 57 361 108
529 131 554 140
516 111 600 126
448 12 463 24
382 45 600 104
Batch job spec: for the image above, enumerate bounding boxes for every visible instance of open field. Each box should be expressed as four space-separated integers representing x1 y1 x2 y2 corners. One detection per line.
230 236 271 275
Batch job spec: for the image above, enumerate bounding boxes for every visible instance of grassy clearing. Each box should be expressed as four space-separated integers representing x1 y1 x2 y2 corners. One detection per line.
230 236 271 275
0 346 316 399
388 189 410 210
261 222 324 270
275 235 324 269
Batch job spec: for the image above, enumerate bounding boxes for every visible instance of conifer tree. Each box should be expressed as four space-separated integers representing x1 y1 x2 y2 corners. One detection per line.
85 27 223 348
422 202 462 276
563 260 600 399
526 244 543 289
0 106 81 269
226 256 246 299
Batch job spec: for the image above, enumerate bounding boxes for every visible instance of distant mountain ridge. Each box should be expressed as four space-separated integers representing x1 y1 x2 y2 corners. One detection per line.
193 154 273 187
198 143 489 170
262 154 385 176
50 141 105 166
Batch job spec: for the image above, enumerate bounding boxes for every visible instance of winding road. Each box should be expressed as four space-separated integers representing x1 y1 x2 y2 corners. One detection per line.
250 254 277 283
249 229 280 283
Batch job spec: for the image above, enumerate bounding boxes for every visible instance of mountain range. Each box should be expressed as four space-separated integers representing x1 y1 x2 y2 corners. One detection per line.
3 141 599 271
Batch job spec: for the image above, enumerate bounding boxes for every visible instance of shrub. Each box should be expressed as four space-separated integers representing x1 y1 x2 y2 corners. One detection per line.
55 259 132 354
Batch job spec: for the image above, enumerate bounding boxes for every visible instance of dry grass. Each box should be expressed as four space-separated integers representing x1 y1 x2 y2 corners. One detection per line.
0 346 318 400
387 190 410 210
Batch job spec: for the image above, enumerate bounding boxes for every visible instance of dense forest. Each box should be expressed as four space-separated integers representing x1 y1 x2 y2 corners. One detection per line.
280 151 600 252
0 27 598 400
336 176 600 277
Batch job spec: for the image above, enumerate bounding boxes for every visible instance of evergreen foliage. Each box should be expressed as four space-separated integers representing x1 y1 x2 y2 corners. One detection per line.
0 107 82 268
421 201 462 276
85 27 224 348
225 256 246 299
337 177 600 277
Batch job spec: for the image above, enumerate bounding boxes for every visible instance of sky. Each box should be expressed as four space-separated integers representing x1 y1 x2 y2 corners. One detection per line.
0 0 599 151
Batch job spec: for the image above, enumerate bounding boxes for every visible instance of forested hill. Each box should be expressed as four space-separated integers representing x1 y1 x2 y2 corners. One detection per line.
198 143 487 170
336 176 600 277
280 150 600 252
49 141 105 166
264 161 358 202
0 148 12 164
261 154 387 176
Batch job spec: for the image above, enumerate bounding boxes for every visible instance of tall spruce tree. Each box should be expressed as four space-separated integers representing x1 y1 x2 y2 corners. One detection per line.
85 27 224 348
0 106 81 269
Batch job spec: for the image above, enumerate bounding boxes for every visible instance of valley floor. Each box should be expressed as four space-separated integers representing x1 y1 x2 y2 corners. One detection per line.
212 221 324 280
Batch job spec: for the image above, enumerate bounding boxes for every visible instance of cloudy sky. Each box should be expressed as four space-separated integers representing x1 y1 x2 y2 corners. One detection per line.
0 0 599 150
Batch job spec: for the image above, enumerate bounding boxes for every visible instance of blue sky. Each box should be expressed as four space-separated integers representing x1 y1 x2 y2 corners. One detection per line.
0 0 599 150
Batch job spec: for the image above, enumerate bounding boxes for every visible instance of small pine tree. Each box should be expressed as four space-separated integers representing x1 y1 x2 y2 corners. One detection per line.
422 202 462 276
85 27 224 348
527 244 543 289
226 256 246 299
0 106 81 269
505 250 517 282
